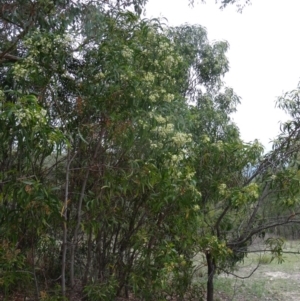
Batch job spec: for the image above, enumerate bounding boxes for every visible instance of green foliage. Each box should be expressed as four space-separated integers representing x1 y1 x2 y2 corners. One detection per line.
39 284 68 301
266 237 285 264
257 254 272 265
1 0 300 301
84 277 118 301
0 241 30 296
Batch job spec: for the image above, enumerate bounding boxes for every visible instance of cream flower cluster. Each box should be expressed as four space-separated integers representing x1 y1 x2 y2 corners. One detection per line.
244 183 259 199
14 31 71 80
148 91 175 103
14 107 47 127
144 72 155 83
212 140 224 151
218 183 227 196
154 114 166 124
121 46 134 59
164 94 175 103
172 132 192 147
152 123 174 138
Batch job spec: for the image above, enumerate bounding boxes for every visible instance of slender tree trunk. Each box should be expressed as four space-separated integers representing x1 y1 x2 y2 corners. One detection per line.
32 247 40 301
70 137 103 286
206 252 215 301
62 150 75 296
83 229 93 287
70 168 90 287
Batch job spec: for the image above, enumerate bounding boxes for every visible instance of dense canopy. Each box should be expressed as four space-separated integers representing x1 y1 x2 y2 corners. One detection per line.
1 1 300 301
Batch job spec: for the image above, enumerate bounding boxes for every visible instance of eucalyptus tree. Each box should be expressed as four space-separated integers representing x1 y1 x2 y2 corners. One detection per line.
1 2 202 299
0 3 237 298
166 20 300 301
1 0 293 301
186 86 300 301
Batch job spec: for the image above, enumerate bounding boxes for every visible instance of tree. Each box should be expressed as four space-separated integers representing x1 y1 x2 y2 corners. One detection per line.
1 2 203 299
215 0 251 10
187 87 300 301
166 17 300 301
1 0 299 301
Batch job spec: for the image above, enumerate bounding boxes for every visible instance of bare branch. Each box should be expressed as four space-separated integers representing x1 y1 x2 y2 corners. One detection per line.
218 263 259 280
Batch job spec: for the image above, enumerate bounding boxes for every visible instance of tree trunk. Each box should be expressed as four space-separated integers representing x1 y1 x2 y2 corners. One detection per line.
206 252 215 301
62 150 74 296
82 229 93 287
70 168 90 287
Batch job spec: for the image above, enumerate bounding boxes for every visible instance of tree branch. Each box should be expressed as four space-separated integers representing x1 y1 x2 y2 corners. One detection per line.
218 263 259 280
0 53 21 62
228 213 300 248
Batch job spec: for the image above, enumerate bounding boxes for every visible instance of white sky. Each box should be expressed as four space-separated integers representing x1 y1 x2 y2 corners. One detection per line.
145 0 300 150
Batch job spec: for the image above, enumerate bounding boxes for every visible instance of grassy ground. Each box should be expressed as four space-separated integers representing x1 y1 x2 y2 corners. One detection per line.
213 240 300 301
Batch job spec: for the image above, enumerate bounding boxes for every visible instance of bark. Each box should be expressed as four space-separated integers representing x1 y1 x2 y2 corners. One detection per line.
62 150 75 296
70 167 90 287
206 252 215 301
82 229 93 287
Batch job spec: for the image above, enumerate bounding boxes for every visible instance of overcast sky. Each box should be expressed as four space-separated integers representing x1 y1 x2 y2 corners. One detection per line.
146 0 300 150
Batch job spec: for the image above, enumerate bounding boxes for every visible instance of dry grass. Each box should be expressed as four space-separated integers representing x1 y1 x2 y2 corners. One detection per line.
213 240 300 301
